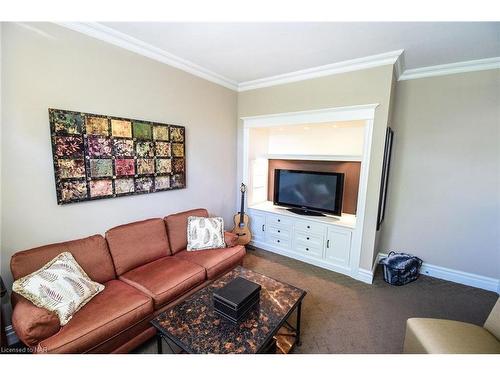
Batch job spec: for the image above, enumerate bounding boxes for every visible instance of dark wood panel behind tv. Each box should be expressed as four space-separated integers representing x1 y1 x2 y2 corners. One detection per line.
268 159 361 215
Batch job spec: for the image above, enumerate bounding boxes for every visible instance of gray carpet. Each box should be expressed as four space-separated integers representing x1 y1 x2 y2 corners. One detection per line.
136 247 498 354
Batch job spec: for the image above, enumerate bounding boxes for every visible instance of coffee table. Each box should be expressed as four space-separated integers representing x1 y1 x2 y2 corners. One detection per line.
151 266 306 354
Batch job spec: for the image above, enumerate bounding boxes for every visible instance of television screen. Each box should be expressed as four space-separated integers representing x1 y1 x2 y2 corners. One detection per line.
273 169 344 216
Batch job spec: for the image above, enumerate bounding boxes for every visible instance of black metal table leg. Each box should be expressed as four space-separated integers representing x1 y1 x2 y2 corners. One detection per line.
157 333 163 354
296 301 302 346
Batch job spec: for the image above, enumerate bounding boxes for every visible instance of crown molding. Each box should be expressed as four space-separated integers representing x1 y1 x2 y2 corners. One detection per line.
237 50 404 92
55 22 239 91
394 49 406 80
399 56 500 81
53 23 500 91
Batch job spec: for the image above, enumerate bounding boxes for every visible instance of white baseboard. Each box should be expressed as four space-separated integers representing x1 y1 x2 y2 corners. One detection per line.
377 253 500 294
251 240 374 285
351 254 381 285
250 239 353 275
355 268 374 284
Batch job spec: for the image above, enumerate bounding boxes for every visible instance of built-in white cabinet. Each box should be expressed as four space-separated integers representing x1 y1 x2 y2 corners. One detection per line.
248 201 355 276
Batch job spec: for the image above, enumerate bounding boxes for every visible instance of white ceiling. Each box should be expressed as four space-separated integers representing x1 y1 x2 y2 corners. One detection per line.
101 22 500 83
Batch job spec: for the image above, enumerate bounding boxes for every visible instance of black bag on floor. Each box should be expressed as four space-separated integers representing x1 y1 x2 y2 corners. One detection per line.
379 251 423 286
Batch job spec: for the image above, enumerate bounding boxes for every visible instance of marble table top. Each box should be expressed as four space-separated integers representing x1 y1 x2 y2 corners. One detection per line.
151 266 306 354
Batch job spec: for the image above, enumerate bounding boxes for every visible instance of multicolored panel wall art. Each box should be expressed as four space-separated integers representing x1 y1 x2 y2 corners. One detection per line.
49 108 186 205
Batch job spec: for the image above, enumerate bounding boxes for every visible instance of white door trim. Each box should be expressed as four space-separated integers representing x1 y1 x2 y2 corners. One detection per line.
350 118 374 282
241 104 378 128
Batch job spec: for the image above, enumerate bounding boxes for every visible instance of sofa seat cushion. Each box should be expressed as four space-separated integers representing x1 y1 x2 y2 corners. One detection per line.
404 318 500 354
37 279 153 353
119 257 206 309
174 245 246 279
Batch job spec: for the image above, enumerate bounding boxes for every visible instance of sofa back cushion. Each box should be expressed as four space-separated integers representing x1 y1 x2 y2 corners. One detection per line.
10 235 115 284
105 218 171 275
164 208 209 254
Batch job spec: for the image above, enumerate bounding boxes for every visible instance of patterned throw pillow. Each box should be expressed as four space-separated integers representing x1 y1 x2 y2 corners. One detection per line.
187 216 226 251
12 252 104 326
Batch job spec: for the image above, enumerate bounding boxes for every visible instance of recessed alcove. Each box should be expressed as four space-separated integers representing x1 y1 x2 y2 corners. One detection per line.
240 104 378 283
246 120 365 211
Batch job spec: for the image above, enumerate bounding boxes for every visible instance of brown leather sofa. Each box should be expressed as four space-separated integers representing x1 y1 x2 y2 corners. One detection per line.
403 297 500 353
10 208 245 353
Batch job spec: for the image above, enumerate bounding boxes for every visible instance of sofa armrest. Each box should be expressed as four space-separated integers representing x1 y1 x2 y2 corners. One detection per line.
11 294 60 347
224 231 239 247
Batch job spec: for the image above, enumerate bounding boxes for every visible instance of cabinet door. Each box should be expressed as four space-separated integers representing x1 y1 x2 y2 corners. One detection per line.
325 228 352 267
249 211 266 241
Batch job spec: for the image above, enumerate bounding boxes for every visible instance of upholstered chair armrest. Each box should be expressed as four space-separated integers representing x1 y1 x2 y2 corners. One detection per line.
11 294 60 347
224 231 239 247
403 317 500 354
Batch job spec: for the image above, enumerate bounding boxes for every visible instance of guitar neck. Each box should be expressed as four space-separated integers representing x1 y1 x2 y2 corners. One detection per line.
239 191 245 223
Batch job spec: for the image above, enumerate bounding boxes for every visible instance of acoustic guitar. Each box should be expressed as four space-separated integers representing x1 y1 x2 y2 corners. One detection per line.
231 183 252 246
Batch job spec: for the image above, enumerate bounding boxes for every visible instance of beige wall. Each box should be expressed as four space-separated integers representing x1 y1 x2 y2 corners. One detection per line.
379 69 500 279
0 23 238 288
238 66 395 271
3 22 496 287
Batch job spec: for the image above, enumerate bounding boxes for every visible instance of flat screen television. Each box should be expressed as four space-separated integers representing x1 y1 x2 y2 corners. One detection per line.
273 169 344 216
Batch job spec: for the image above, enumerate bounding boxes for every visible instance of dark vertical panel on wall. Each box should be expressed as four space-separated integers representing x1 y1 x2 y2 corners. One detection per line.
267 159 361 215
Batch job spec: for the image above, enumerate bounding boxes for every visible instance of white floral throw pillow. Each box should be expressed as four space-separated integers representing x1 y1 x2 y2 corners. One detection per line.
187 216 226 251
12 252 104 325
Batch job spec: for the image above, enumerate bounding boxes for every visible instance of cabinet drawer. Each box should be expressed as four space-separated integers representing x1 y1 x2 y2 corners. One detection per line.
294 231 324 248
267 235 291 249
295 242 323 258
266 214 293 228
267 225 291 239
295 221 326 235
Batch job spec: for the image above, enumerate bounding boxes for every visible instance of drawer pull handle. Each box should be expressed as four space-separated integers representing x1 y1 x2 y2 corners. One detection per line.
262 224 265 232
277 239 280 243
278 219 281 222
306 248 309 251
307 225 310 229
278 230 281 233
306 237 309 240
327 239 330 248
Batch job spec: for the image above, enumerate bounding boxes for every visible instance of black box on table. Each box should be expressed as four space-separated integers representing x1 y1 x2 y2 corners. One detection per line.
213 277 261 324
